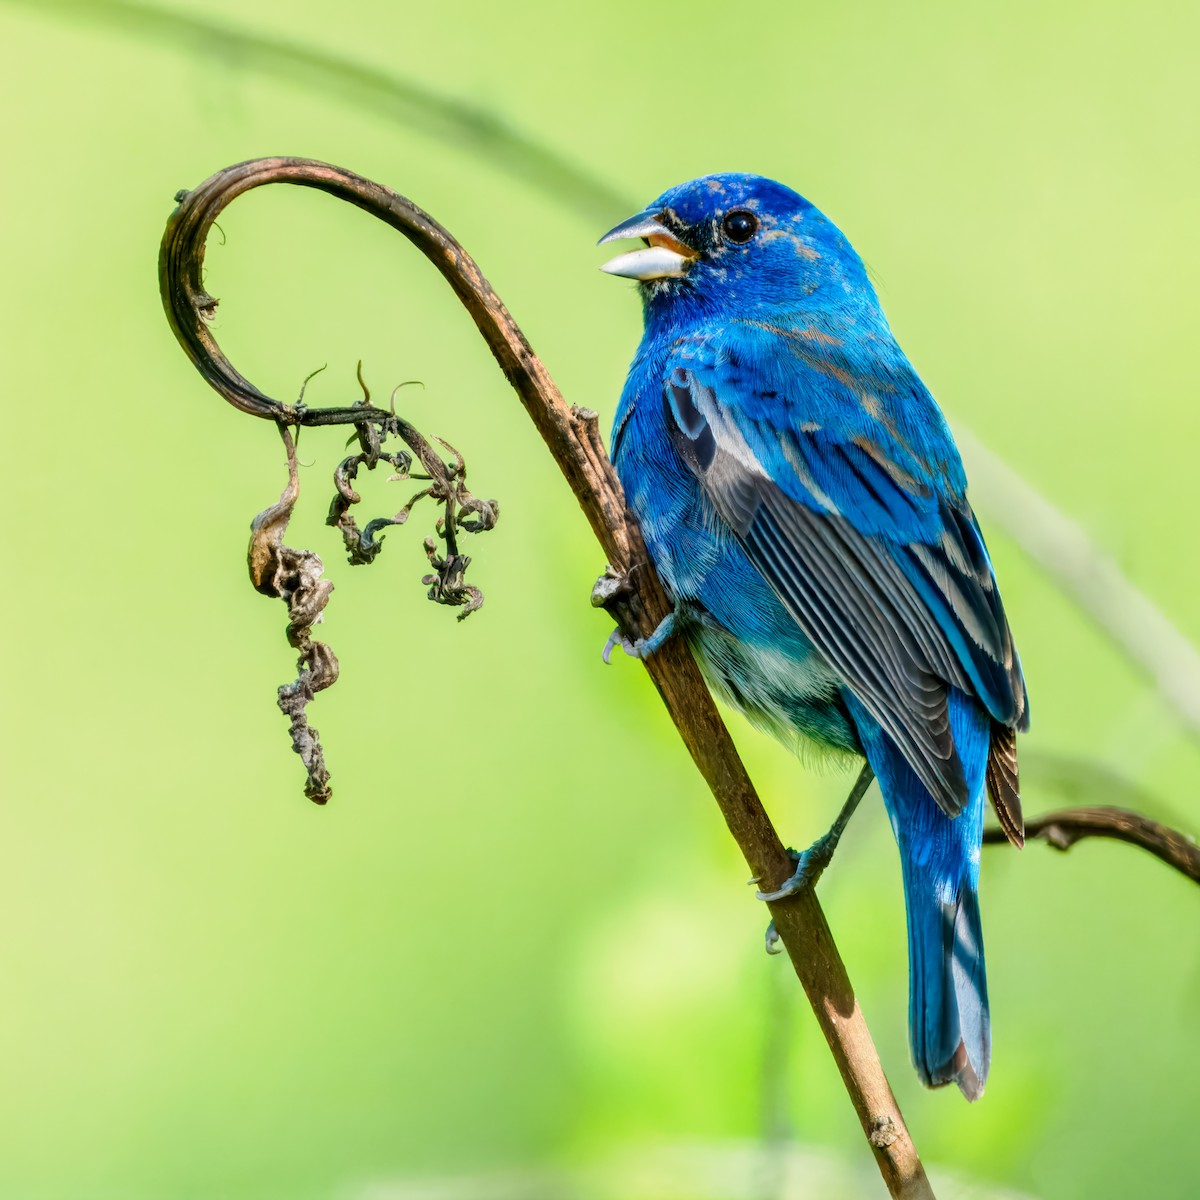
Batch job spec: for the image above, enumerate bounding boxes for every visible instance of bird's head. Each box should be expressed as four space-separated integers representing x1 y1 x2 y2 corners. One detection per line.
598 173 872 320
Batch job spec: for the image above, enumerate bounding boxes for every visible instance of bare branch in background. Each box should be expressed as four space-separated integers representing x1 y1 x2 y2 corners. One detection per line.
985 806 1200 883
9 0 627 224
959 429 1200 744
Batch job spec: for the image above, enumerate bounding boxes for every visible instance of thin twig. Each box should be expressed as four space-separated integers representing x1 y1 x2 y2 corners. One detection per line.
160 156 936 1199
985 806 1200 883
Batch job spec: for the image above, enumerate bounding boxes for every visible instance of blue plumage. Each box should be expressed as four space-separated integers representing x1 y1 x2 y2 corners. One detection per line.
599 173 1028 1100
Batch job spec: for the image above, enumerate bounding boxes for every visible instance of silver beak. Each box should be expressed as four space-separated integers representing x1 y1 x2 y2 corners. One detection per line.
597 210 696 281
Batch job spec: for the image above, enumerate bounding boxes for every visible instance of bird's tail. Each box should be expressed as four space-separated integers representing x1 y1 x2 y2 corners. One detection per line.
846 689 991 1100
897 841 989 1100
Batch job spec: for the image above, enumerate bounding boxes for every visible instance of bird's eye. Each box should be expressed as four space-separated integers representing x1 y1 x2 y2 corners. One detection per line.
721 210 758 244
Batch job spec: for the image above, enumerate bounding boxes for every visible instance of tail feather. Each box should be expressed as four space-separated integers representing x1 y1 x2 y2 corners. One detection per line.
903 867 989 1100
986 721 1024 848
846 687 993 1101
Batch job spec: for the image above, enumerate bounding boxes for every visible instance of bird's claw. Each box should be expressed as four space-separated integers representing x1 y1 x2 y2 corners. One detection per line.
600 608 680 664
755 835 836 902
764 920 783 955
602 627 637 664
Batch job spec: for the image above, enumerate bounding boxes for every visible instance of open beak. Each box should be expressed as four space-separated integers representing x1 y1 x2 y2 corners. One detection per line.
597 210 696 280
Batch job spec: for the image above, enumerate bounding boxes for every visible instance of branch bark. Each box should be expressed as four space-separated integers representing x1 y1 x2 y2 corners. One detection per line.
985 806 1200 883
160 156 935 1198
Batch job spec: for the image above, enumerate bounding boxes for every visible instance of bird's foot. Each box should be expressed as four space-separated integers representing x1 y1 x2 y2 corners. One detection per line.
600 607 680 663
764 920 783 955
602 627 636 664
755 834 837 903
756 763 874 907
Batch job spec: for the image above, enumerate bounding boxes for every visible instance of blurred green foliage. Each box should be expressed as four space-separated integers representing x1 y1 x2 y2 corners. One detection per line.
0 1 1197 1197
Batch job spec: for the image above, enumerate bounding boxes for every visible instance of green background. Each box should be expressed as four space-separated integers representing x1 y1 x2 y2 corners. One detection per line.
1 1 1197 1196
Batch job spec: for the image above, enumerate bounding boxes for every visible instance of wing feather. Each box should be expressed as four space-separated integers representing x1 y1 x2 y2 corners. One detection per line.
665 361 1027 817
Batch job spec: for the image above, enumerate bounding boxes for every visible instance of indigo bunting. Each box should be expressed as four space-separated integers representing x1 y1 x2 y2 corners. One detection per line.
599 174 1028 1100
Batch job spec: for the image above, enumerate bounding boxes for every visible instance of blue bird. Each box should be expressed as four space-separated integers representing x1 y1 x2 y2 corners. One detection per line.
598 174 1028 1100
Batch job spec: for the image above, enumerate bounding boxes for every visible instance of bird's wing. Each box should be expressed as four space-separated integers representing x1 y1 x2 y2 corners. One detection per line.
663 341 1027 819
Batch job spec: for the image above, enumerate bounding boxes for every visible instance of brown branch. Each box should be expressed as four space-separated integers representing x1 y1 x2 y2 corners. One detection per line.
985 806 1200 883
160 156 932 1198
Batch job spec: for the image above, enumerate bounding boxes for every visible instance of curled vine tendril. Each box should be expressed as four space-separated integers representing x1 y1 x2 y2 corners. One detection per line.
161 165 498 803
242 363 497 803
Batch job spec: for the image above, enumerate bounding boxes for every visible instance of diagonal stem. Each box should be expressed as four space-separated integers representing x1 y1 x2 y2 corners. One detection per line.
160 156 936 1198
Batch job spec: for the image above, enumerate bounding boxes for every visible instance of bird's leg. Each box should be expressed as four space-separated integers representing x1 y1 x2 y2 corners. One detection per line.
632 606 680 658
592 565 687 661
757 762 875 903
598 602 684 663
